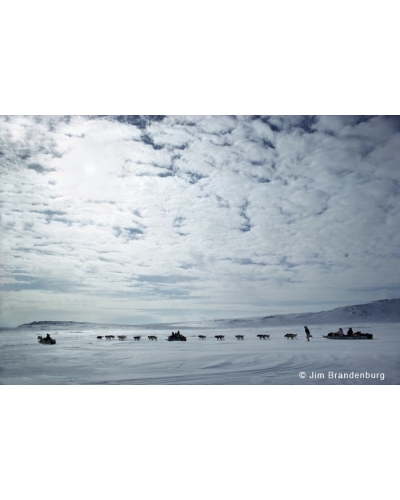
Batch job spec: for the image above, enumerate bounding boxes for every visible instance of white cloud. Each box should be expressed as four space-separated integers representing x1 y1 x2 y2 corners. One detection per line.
1 115 399 326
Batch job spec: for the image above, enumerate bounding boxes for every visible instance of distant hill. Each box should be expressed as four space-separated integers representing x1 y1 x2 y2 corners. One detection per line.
17 299 400 330
196 298 400 329
17 320 91 329
21 321 89 326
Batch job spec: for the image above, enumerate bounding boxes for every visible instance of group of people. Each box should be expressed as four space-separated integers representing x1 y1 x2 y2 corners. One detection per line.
167 330 187 341
328 327 355 337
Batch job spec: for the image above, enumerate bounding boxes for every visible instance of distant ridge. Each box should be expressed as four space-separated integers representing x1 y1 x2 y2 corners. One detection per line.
17 299 400 329
22 321 89 326
201 298 400 328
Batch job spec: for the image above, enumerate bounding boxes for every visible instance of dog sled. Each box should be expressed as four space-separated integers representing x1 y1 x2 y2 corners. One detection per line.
323 332 373 340
38 335 56 344
167 331 187 341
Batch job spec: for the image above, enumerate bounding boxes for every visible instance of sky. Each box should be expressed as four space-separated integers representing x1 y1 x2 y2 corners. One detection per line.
1 115 400 327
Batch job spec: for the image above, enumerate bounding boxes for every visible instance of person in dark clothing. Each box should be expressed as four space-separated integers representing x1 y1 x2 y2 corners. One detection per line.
304 326 311 341
347 327 354 336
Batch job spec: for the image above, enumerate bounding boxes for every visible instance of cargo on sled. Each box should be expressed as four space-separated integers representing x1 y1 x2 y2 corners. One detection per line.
167 331 187 341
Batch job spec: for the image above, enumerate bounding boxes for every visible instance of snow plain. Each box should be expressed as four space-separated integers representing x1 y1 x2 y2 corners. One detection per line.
1 320 399 384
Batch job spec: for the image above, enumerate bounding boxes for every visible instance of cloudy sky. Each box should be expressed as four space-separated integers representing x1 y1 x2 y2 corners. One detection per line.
0 115 399 327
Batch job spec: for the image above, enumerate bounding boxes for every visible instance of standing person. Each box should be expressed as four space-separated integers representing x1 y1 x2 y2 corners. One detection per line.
304 326 311 341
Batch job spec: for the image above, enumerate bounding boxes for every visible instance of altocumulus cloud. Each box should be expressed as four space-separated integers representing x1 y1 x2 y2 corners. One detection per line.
1 115 400 326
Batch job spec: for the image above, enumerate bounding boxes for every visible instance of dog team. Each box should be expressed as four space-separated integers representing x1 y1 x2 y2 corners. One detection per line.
93 326 313 341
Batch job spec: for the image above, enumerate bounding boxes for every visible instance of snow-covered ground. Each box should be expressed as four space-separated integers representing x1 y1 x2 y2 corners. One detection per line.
1 320 399 384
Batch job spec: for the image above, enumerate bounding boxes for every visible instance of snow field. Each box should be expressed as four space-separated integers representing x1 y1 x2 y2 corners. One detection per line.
0 322 398 384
